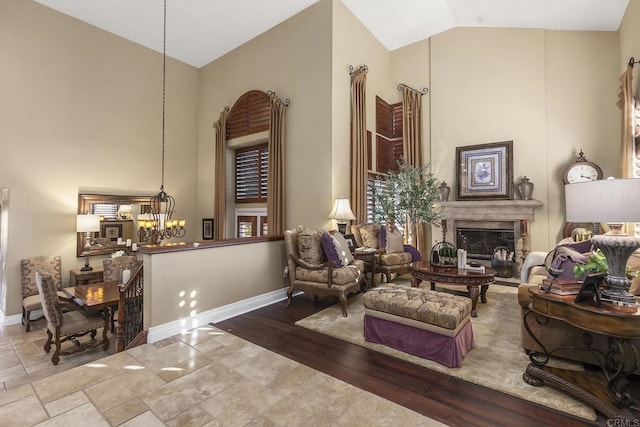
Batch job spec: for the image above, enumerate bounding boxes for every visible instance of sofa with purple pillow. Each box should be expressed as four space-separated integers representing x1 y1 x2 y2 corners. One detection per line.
351 223 420 283
284 226 365 317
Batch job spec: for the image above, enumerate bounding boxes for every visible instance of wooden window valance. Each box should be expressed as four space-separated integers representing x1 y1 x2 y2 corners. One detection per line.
226 90 270 139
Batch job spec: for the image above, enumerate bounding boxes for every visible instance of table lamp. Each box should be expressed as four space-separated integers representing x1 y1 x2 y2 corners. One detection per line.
328 197 356 234
76 214 100 271
565 178 640 307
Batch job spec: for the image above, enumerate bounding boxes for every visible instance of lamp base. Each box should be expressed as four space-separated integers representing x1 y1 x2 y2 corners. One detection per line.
600 288 637 307
592 232 640 309
80 256 93 272
337 222 347 235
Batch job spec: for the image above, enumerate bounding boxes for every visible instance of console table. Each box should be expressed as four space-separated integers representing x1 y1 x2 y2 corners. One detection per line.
523 288 640 419
69 267 104 286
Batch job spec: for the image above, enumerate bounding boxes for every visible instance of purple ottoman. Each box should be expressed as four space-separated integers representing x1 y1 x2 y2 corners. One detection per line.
362 284 475 367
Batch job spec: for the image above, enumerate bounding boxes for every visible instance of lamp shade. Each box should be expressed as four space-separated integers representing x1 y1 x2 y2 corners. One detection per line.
565 179 640 223
328 198 356 221
117 204 132 214
76 214 100 233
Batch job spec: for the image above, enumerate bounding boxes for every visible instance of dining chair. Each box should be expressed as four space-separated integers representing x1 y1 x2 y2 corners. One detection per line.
36 271 109 365
21 256 72 332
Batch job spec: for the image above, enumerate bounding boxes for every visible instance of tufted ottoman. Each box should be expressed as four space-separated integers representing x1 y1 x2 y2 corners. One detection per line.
362 283 475 367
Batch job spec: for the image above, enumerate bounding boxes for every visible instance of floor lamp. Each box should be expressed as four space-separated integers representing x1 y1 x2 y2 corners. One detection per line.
76 214 100 271
565 178 640 307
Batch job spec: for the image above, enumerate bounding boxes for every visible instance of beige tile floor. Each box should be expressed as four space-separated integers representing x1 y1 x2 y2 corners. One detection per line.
0 319 445 426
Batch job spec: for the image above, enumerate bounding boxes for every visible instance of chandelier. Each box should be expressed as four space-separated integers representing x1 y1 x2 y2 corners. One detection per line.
139 0 185 244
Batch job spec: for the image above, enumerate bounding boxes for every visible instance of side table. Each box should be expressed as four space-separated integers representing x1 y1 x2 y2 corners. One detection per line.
69 267 104 286
523 287 640 420
352 251 377 290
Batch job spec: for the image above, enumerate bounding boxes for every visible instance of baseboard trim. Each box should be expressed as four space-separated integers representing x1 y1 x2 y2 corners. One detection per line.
147 287 296 344
1 288 297 341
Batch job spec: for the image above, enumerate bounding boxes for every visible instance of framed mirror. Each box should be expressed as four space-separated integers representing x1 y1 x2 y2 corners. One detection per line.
77 193 154 257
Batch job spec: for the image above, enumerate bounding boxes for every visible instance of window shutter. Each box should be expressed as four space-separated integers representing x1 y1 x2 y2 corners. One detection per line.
235 143 268 203
91 204 117 220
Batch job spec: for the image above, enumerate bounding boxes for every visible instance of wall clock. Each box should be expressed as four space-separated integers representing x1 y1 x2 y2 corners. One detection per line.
562 150 603 184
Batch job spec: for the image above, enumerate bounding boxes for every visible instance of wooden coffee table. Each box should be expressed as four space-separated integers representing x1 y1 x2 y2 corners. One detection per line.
410 261 496 317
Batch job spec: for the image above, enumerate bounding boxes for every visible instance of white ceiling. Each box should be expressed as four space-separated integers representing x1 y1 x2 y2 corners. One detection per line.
34 0 629 68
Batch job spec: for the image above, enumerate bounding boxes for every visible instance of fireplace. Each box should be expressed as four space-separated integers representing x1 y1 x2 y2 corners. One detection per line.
457 226 514 261
435 199 542 277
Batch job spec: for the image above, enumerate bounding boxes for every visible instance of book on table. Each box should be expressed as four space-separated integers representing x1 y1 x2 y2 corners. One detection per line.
540 278 583 295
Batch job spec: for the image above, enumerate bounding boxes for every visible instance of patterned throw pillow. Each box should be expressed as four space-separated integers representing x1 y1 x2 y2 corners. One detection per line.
321 232 355 267
359 225 380 249
385 228 404 253
297 228 326 265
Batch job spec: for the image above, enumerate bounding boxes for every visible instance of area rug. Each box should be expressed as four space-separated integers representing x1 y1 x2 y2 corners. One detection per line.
295 279 597 421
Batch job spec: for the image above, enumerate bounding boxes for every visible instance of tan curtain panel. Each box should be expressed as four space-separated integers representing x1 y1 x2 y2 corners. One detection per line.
402 86 424 167
213 108 229 240
400 85 429 256
267 92 288 236
350 66 368 224
618 64 636 178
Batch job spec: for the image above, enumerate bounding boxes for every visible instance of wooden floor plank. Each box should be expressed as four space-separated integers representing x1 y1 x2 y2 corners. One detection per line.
217 294 608 427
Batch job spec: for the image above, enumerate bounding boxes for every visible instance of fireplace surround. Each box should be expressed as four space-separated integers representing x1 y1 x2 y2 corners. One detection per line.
435 199 542 276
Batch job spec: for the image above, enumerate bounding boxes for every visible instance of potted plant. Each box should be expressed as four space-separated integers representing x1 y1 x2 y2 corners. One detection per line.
370 161 441 250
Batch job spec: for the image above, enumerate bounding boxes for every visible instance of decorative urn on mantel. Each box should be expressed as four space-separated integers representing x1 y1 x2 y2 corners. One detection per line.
517 176 534 200
437 181 451 202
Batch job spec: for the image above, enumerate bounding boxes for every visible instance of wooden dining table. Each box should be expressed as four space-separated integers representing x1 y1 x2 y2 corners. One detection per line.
63 281 120 310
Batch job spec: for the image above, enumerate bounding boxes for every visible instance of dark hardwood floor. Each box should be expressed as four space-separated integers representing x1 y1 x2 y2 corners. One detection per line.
215 292 621 427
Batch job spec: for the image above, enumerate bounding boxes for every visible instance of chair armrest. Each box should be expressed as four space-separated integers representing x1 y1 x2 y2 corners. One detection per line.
289 255 336 287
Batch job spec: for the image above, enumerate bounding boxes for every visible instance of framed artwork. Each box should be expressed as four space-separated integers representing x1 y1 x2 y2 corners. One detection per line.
101 223 122 241
343 233 356 251
202 218 214 240
456 141 513 200
574 272 606 306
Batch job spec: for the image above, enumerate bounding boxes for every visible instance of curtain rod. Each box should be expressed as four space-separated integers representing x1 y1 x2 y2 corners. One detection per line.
397 83 428 95
348 64 369 75
629 57 640 67
266 90 291 106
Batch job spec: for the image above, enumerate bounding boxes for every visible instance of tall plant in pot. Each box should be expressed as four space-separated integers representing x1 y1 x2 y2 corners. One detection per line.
370 161 441 251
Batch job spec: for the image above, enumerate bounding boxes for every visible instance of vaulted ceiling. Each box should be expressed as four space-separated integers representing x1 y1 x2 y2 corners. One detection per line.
34 0 629 68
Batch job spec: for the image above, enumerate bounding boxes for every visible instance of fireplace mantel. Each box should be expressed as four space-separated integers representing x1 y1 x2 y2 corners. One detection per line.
434 199 543 278
435 199 543 222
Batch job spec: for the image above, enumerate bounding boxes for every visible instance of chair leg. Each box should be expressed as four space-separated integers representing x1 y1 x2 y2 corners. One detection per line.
44 330 52 353
339 294 348 317
284 285 294 308
23 308 31 332
51 331 61 365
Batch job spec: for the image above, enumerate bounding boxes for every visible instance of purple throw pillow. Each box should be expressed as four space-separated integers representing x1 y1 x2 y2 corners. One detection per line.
321 232 342 267
403 245 422 262
561 239 593 254
379 225 386 249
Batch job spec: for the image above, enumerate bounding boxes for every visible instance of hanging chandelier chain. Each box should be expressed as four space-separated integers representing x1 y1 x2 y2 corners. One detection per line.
161 0 167 190
143 0 186 245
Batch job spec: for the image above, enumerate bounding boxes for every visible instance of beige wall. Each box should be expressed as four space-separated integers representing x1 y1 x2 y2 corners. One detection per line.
430 27 619 252
0 0 199 317
619 0 640 90
331 0 392 227
197 0 333 234
143 241 286 328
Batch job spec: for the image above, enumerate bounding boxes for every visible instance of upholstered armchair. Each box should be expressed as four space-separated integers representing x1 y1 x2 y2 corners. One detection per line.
351 223 419 283
36 272 109 365
284 226 365 316
21 255 72 332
